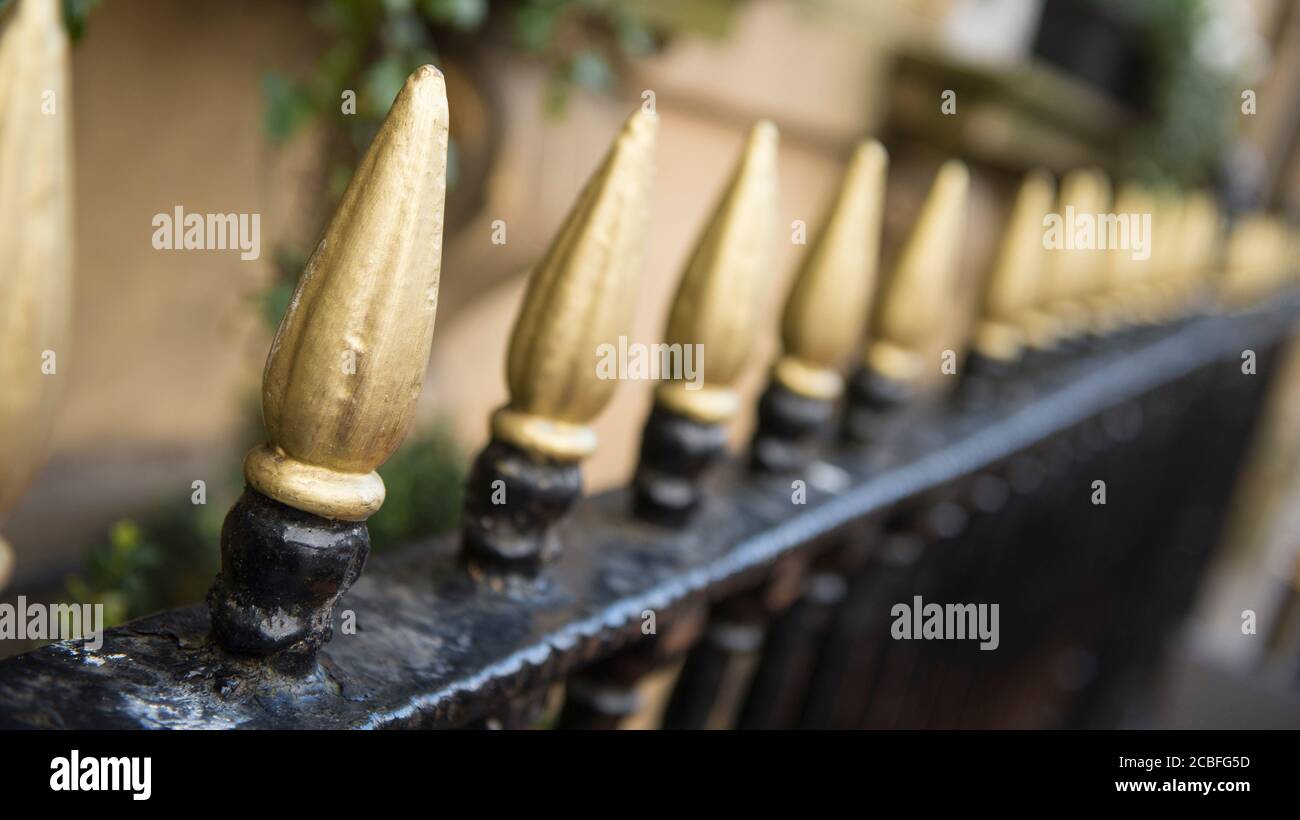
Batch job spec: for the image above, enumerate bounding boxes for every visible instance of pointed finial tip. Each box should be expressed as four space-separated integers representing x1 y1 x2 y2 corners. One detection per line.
937 158 970 190
855 138 888 166
622 104 660 136
396 64 449 123
745 119 779 173
753 118 779 142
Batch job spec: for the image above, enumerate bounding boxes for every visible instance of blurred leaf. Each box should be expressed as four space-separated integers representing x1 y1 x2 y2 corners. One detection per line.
361 54 414 118
420 0 487 31
61 0 101 43
569 48 614 92
368 422 467 550
513 0 565 52
263 72 317 143
620 0 744 39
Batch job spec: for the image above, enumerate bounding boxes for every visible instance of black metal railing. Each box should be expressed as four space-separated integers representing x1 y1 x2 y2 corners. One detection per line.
0 299 1292 728
1 56 1297 730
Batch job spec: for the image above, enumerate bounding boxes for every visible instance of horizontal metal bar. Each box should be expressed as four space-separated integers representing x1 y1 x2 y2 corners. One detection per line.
0 302 1294 729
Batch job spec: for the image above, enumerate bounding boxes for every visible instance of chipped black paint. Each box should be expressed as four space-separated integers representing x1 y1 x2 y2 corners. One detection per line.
750 380 838 474
208 489 369 674
633 403 729 527
461 438 582 573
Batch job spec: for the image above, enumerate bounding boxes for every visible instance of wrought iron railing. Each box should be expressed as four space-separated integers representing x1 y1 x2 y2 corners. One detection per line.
0 43 1297 728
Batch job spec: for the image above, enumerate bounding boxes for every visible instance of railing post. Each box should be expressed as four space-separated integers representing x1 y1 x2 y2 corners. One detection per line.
750 139 887 474
632 121 778 525
207 66 449 673
460 107 657 575
0 0 74 592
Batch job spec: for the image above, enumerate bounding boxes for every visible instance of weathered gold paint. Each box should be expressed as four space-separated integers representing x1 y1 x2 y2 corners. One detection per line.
492 108 658 461
656 121 778 423
775 140 888 400
865 159 969 384
0 0 74 586
245 66 449 521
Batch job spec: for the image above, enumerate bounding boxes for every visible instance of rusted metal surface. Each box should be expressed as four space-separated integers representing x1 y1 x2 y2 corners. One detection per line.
0 302 1292 729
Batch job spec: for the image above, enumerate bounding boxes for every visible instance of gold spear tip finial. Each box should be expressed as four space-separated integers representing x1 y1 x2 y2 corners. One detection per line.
244 65 449 521
866 158 969 384
655 119 779 424
775 139 889 401
492 106 659 462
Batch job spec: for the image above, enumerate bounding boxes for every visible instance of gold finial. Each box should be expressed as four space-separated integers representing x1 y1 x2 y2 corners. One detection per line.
1044 168 1110 335
1175 191 1220 309
1093 181 1151 330
774 139 888 401
865 159 969 385
973 170 1054 362
1148 192 1186 319
243 66 449 521
1221 213 1274 309
656 121 778 422
492 107 659 462
0 0 74 587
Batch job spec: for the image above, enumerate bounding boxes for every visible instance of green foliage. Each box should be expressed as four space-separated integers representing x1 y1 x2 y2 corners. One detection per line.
64 502 223 628
61 0 100 42
260 0 695 151
64 422 465 628
368 423 467 550
1110 0 1236 186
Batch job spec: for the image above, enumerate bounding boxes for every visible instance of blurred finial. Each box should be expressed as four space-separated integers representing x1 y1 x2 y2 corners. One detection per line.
751 140 888 472
465 107 658 569
1148 192 1186 320
655 120 778 424
0 0 75 590
1044 169 1110 337
1221 214 1272 309
775 140 887 401
972 170 1054 363
1175 191 1221 313
635 121 778 522
210 66 449 668
864 159 969 386
844 159 968 444
1092 181 1151 332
